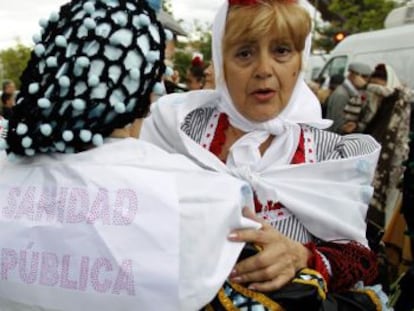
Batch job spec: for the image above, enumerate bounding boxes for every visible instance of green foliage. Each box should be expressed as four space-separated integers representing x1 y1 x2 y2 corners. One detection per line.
313 0 396 52
328 0 395 33
197 31 212 62
0 43 32 90
173 50 192 82
172 21 212 82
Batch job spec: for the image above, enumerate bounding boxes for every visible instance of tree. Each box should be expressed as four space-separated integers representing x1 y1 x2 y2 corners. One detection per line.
312 0 396 52
191 22 212 62
173 20 212 82
0 43 32 90
173 50 192 82
328 0 396 33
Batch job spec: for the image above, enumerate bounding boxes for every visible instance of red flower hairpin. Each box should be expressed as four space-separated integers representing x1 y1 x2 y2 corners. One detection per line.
191 56 204 68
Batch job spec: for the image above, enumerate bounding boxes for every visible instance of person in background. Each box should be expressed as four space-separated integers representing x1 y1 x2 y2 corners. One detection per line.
318 74 344 118
0 92 14 119
389 94 414 311
326 62 372 133
358 64 411 230
2 80 16 96
203 62 215 89
1 80 16 115
141 0 388 309
186 55 206 90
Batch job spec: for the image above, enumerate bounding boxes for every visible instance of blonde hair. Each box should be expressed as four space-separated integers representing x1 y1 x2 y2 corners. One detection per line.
223 1 311 55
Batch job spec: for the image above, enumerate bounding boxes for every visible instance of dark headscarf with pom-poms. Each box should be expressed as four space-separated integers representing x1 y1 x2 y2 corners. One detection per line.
6 0 166 156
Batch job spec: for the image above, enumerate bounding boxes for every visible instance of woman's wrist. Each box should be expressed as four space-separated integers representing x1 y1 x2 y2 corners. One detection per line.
294 241 312 271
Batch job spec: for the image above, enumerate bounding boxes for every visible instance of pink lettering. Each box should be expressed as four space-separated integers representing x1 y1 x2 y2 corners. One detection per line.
1 248 136 296
91 258 113 293
60 255 77 290
87 188 110 225
36 187 68 223
15 187 36 220
112 260 135 296
3 187 140 226
1 248 17 280
79 256 90 291
19 250 39 284
66 188 89 224
113 189 138 225
39 252 59 286
2 187 20 218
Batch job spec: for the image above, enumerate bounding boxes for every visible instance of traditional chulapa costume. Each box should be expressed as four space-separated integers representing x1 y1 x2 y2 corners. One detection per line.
141 0 389 309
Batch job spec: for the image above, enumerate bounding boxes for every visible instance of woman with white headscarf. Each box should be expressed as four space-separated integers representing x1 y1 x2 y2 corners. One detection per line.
360 63 411 257
141 0 384 307
356 64 411 227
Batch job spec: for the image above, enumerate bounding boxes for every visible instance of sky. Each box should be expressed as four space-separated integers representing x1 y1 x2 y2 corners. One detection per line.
0 0 224 50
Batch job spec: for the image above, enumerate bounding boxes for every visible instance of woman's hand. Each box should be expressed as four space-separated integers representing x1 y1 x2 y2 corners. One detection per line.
228 207 311 292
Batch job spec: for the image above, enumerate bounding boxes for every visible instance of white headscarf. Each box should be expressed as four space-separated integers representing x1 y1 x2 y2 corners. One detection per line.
211 0 331 169
212 0 332 133
384 64 402 89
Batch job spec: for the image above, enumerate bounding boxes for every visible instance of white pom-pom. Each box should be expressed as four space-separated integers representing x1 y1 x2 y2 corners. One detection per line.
32 33 42 44
55 142 66 152
114 102 126 114
165 29 174 41
83 2 95 14
80 130 92 142
29 83 40 94
76 56 90 68
129 68 140 80
146 51 159 63
152 82 164 95
25 149 35 157
22 136 33 148
46 56 58 67
72 99 86 111
40 124 52 136
84 17 96 30
139 14 150 26
49 12 59 23
39 18 49 29
55 35 67 48
88 75 99 87
114 14 127 27
62 130 74 142
7 152 17 162
164 66 174 77
38 98 51 109
92 134 104 146
59 76 71 88
34 44 45 57
16 123 28 135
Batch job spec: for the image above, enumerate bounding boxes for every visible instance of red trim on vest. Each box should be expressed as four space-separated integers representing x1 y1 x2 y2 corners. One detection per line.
209 114 230 159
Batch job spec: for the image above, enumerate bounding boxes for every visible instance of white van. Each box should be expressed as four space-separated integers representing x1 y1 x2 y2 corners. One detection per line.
303 53 329 83
317 23 414 91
